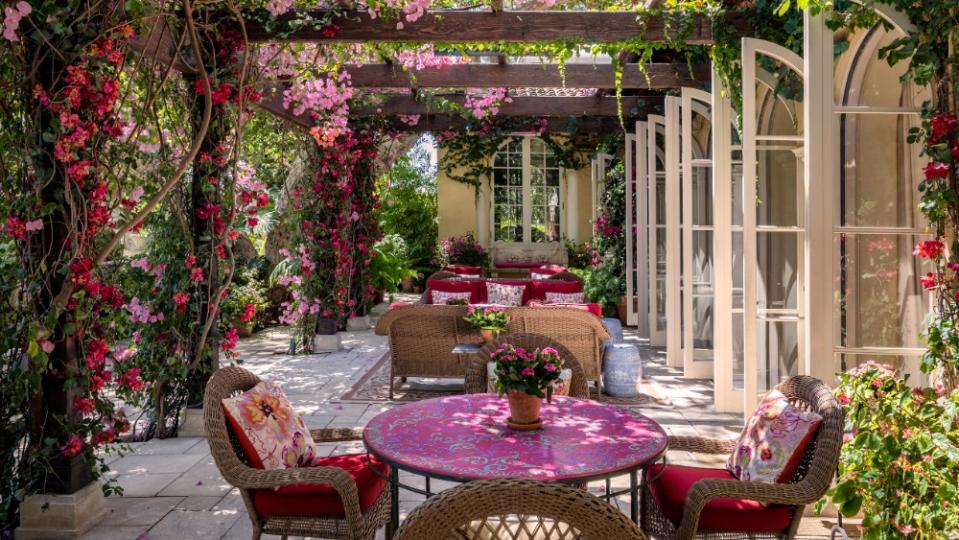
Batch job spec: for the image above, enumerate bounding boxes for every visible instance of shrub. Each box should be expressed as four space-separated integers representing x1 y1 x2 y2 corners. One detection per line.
436 232 490 269
376 153 438 274
821 362 959 537
369 234 416 296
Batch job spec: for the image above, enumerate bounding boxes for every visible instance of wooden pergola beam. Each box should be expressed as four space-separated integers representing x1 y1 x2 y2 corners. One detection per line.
387 115 632 133
345 62 708 89
245 10 737 43
349 95 661 117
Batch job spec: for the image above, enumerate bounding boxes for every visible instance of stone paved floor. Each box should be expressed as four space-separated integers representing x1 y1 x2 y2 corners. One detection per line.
85 303 851 539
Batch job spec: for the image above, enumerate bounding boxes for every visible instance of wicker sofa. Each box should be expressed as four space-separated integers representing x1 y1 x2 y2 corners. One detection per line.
374 304 611 398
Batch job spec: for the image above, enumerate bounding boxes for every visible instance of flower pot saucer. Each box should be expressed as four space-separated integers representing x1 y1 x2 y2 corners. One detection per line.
506 417 543 431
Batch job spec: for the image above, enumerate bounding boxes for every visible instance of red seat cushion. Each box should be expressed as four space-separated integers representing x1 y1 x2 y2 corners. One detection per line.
252 454 389 518
529 265 567 278
648 464 794 532
388 301 412 310
426 279 477 304
530 279 583 301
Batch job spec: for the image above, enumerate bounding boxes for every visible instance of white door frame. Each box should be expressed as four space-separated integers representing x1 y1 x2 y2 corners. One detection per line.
665 96 682 368
647 115 668 346
742 37 806 411
681 88 715 378
625 130 649 332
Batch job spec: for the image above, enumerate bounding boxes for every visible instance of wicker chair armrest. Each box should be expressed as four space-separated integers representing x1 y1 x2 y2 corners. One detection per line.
668 435 738 455
676 477 811 538
311 427 363 442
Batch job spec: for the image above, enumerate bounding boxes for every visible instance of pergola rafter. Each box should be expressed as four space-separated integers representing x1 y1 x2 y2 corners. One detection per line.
343 62 708 89
348 95 661 117
244 10 746 43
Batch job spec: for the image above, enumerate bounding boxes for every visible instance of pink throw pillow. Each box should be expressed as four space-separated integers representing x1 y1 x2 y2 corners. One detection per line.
545 291 585 304
222 381 317 470
726 390 823 483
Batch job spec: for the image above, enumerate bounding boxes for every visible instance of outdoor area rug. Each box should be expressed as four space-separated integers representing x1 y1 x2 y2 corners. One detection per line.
340 351 669 406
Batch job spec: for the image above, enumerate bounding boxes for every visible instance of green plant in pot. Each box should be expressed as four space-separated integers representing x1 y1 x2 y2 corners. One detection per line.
369 234 416 306
578 266 624 317
464 305 510 342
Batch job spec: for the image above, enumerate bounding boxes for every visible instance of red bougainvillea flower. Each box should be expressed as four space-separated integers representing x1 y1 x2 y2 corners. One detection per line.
930 114 958 142
61 435 84 457
190 267 205 282
924 162 951 180
222 327 240 351
85 338 110 370
919 272 939 290
4 217 26 241
173 291 190 313
240 303 256 322
117 367 144 392
184 255 196 268
74 396 96 415
913 239 945 259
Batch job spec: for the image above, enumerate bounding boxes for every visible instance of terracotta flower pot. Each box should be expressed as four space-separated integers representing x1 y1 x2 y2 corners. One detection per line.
480 327 500 342
507 391 542 425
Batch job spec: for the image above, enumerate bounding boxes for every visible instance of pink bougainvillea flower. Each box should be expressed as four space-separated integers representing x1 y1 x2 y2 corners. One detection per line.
913 239 945 259
25 219 43 232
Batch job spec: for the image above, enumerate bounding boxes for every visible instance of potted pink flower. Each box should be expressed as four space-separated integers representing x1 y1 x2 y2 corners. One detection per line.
463 305 510 342
489 344 564 430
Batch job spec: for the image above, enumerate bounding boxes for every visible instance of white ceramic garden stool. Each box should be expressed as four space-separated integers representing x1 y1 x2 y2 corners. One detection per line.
602 343 643 398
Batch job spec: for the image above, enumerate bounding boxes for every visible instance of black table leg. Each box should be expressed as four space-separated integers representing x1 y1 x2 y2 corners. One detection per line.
425 476 432 498
605 477 611 499
630 469 639 524
387 467 400 539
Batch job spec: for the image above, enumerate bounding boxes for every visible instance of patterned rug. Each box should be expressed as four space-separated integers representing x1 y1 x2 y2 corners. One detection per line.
340 351 669 406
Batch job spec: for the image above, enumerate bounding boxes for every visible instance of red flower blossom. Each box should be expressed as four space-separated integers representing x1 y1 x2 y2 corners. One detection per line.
240 303 256 322
221 327 239 351
185 255 196 268
117 367 144 392
61 435 84 457
4 217 26 241
913 239 945 259
190 267 205 282
931 115 958 142
173 291 190 313
920 272 939 290
924 162 951 180
74 396 96 415
85 338 110 370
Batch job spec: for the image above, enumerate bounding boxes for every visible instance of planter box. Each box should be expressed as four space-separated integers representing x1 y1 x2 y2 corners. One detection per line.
346 315 372 331
315 317 337 335
312 333 342 353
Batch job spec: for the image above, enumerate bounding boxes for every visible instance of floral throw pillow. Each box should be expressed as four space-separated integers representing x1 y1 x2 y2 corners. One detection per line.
222 381 317 470
545 291 586 304
486 283 525 306
487 362 572 396
727 390 823 483
432 290 473 305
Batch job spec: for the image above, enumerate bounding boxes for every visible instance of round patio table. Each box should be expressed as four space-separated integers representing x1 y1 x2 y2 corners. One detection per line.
362 394 668 538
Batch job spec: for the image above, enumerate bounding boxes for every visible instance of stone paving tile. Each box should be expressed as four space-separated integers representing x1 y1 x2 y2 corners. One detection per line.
79 523 150 540
111 452 206 475
112 473 180 497
147 508 242 539
158 456 233 497
176 495 225 511
101 496 184 527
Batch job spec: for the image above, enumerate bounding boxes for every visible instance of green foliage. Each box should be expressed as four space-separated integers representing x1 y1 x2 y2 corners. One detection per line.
563 238 592 270
220 266 270 329
376 148 438 276
823 363 959 537
463 305 511 331
574 267 623 313
369 234 416 295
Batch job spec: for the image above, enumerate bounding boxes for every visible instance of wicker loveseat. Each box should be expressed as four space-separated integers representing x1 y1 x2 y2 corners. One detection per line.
374 304 611 398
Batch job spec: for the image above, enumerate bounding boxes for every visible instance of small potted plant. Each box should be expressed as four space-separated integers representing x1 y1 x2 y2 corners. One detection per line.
489 344 564 430
464 305 510 342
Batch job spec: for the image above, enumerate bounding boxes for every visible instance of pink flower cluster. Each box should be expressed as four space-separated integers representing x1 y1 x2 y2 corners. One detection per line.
1 1 31 42
464 88 512 120
283 71 353 129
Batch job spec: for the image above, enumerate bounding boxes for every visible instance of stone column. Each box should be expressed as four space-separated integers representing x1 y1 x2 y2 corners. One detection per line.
566 169 579 242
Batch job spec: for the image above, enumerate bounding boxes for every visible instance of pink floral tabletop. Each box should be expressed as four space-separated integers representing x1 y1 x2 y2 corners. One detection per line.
363 395 668 481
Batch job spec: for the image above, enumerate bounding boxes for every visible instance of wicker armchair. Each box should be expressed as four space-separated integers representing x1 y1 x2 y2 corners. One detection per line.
641 375 843 540
394 479 647 540
546 270 582 282
466 333 591 398
203 366 389 540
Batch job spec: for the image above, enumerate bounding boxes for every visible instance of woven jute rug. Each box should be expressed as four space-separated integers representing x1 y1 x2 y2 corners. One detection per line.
340 351 669 406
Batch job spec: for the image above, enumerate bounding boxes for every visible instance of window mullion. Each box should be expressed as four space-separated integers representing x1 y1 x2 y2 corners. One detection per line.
522 136 532 244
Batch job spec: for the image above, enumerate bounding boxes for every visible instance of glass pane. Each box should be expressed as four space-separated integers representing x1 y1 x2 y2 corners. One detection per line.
693 230 714 285
833 24 931 108
733 313 744 389
732 161 744 227
656 277 667 332
757 231 800 311
693 295 714 349
834 233 931 349
692 166 713 226
691 106 712 159
757 320 799 391
531 206 545 242
756 145 802 227
755 56 804 137
733 231 744 309
838 113 926 228
655 176 666 226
